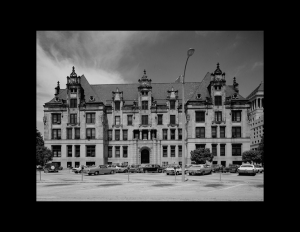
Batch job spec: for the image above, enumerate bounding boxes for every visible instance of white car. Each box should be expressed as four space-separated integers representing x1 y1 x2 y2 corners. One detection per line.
72 165 88 174
237 164 256 176
254 165 264 173
165 164 186 175
187 164 212 176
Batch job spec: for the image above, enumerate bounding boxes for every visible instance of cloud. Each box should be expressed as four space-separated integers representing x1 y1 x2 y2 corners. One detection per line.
36 31 173 135
252 61 263 70
195 31 222 37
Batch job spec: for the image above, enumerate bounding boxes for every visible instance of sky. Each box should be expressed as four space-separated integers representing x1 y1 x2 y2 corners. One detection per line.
37 31 263 137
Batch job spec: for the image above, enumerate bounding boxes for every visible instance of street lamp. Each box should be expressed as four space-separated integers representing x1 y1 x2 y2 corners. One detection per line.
182 48 195 182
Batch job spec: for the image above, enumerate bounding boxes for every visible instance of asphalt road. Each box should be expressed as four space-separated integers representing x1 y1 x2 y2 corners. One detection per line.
36 169 264 201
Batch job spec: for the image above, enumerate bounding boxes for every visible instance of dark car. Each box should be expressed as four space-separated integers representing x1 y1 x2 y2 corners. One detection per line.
43 163 59 173
142 164 163 173
221 166 230 173
229 164 240 173
211 164 222 172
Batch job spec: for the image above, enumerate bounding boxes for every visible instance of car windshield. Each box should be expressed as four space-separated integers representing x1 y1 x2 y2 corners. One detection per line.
191 165 202 167
241 165 253 167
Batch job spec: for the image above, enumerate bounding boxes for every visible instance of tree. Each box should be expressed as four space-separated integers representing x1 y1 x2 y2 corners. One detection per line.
36 128 53 166
36 128 44 147
257 135 264 166
36 146 53 166
242 150 261 164
190 148 214 164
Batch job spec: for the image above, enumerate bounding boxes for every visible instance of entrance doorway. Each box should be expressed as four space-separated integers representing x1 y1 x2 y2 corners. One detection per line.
141 149 150 164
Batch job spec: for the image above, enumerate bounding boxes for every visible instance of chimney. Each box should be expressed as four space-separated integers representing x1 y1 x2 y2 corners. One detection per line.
55 81 60 95
233 77 239 93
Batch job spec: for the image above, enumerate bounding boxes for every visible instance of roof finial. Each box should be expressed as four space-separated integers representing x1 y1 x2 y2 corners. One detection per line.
217 63 219 68
57 81 60 87
72 66 75 72
144 69 146 75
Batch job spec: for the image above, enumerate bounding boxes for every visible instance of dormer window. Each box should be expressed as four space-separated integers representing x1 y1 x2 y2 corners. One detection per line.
232 93 238 99
55 97 59 102
115 101 120 111
89 96 95 102
71 88 77 93
141 91 147 96
170 100 175 110
196 94 201 99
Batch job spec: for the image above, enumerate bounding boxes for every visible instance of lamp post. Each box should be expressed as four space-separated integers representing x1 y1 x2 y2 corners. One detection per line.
182 48 195 182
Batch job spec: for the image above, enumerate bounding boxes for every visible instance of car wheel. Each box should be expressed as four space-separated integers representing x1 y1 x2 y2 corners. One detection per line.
94 171 99 175
88 173 91 175
110 171 114 174
189 173 192 175
176 171 179 175
167 173 169 175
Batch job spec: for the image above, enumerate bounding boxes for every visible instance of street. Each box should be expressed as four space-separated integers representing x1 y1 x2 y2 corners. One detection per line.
36 169 263 201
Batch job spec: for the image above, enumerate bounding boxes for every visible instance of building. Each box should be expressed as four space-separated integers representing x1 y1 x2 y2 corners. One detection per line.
43 64 251 168
246 81 264 150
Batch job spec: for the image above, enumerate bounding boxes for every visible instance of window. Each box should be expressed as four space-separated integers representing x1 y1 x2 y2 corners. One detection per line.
232 111 241 122
86 113 95 124
86 145 95 157
67 145 72 157
220 144 225 156
52 114 61 124
142 115 148 125
142 130 148 140
75 145 80 157
196 144 206 149
52 129 61 139
212 127 217 138
86 162 95 166
170 100 175 110
123 130 128 140
232 127 241 138
232 144 242 156
71 88 77 93
52 145 61 157
115 146 120 158
162 162 168 166
178 145 182 157
142 101 148 110
67 162 72 168
170 115 176 124
115 101 120 111
67 128 72 139
86 128 95 139
75 128 80 139
70 114 77 124
108 146 112 158
215 112 222 121
151 130 156 139
220 127 225 138
115 116 120 125
123 146 128 158
134 130 139 139
108 130 112 141
170 129 175 140
195 111 205 122
75 162 80 168
127 115 133 125
158 115 163 125
171 146 175 157
196 127 205 138
215 96 222 106
178 129 182 140
212 144 217 156
163 146 168 157
70 99 77 108
115 130 120 141
163 129 168 140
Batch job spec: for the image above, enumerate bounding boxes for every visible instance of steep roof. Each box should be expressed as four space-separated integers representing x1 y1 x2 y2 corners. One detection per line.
44 71 248 105
246 81 264 99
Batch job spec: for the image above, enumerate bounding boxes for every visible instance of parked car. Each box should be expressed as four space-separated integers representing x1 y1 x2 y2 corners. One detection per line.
58 166 63 170
221 165 230 173
72 165 88 174
237 164 256 176
229 164 240 173
138 164 150 173
211 164 222 172
165 164 185 175
36 165 43 170
118 165 129 173
128 164 141 173
108 164 127 173
254 165 264 173
187 164 212 176
83 165 117 175
43 163 59 173
142 164 164 173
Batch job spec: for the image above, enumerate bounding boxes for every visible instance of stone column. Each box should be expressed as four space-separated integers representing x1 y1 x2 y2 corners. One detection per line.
139 129 142 140
217 143 220 157
148 129 151 140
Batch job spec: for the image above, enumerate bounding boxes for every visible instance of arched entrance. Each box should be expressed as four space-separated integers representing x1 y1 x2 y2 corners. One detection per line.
141 149 150 164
